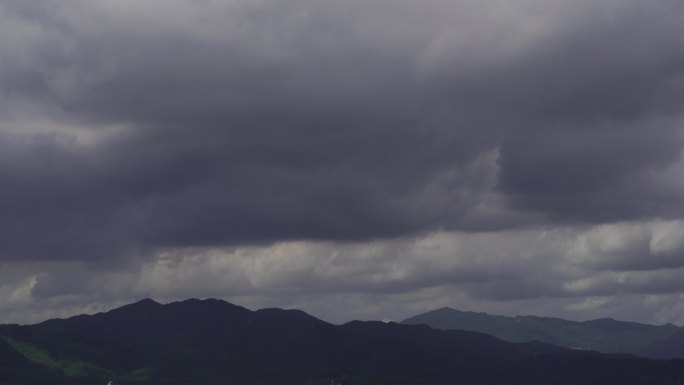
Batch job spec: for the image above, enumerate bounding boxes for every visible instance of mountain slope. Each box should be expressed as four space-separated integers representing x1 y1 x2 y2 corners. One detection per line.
642 328 684 359
401 307 680 357
3 299 684 385
0 337 32 367
0 335 99 385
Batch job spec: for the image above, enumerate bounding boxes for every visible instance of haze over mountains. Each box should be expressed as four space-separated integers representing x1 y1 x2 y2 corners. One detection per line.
402 307 684 359
3 299 684 385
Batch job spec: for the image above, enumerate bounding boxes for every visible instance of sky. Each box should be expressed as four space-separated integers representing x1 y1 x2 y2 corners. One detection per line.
2 0 684 325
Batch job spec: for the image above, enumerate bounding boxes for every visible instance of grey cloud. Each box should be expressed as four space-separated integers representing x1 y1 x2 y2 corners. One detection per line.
1 0 684 326
489 1 684 221
7 206 684 322
5 223 684 324
566 221 684 271
498 119 684 222
0 0 683 263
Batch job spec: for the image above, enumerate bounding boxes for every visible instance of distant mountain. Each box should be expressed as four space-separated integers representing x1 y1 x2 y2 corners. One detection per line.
2 299 684 385
642 328 684 359
401 307 680 358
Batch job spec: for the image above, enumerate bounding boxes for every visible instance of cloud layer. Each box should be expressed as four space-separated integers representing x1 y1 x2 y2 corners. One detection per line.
4 220 684 324
1 0 684 324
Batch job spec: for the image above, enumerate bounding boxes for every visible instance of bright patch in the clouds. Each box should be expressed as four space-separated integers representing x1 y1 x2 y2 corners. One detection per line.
2 220 684 324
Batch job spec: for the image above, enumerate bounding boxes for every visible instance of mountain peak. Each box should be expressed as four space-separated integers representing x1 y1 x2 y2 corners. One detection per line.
434 306 459 313
105 297 163 315
131 298 161 307
420 307 464 316
136 297 159 304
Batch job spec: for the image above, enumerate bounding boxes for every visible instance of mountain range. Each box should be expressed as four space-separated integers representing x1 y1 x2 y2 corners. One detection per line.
401 307 684 359
2 299 684 385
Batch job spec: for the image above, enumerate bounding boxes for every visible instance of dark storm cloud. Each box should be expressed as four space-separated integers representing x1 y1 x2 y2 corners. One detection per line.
498 120 684 221
1 0 684 262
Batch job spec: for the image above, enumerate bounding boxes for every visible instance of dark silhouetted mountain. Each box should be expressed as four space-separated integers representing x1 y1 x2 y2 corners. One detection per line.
401 307 680 358
0 337 31 367
3 299 684 385
35 298 253 343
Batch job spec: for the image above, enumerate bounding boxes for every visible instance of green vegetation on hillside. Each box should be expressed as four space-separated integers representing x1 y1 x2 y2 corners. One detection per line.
0 335 152 382
0 334 114 377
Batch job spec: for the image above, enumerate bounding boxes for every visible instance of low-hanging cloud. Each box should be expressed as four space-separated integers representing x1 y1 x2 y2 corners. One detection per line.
3 220 684 324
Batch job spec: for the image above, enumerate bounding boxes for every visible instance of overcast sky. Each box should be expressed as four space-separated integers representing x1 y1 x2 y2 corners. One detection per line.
2 0 684 325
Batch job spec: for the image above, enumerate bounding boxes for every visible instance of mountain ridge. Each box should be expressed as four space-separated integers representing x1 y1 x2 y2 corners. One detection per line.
401 307 681 358
3 299 684 385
